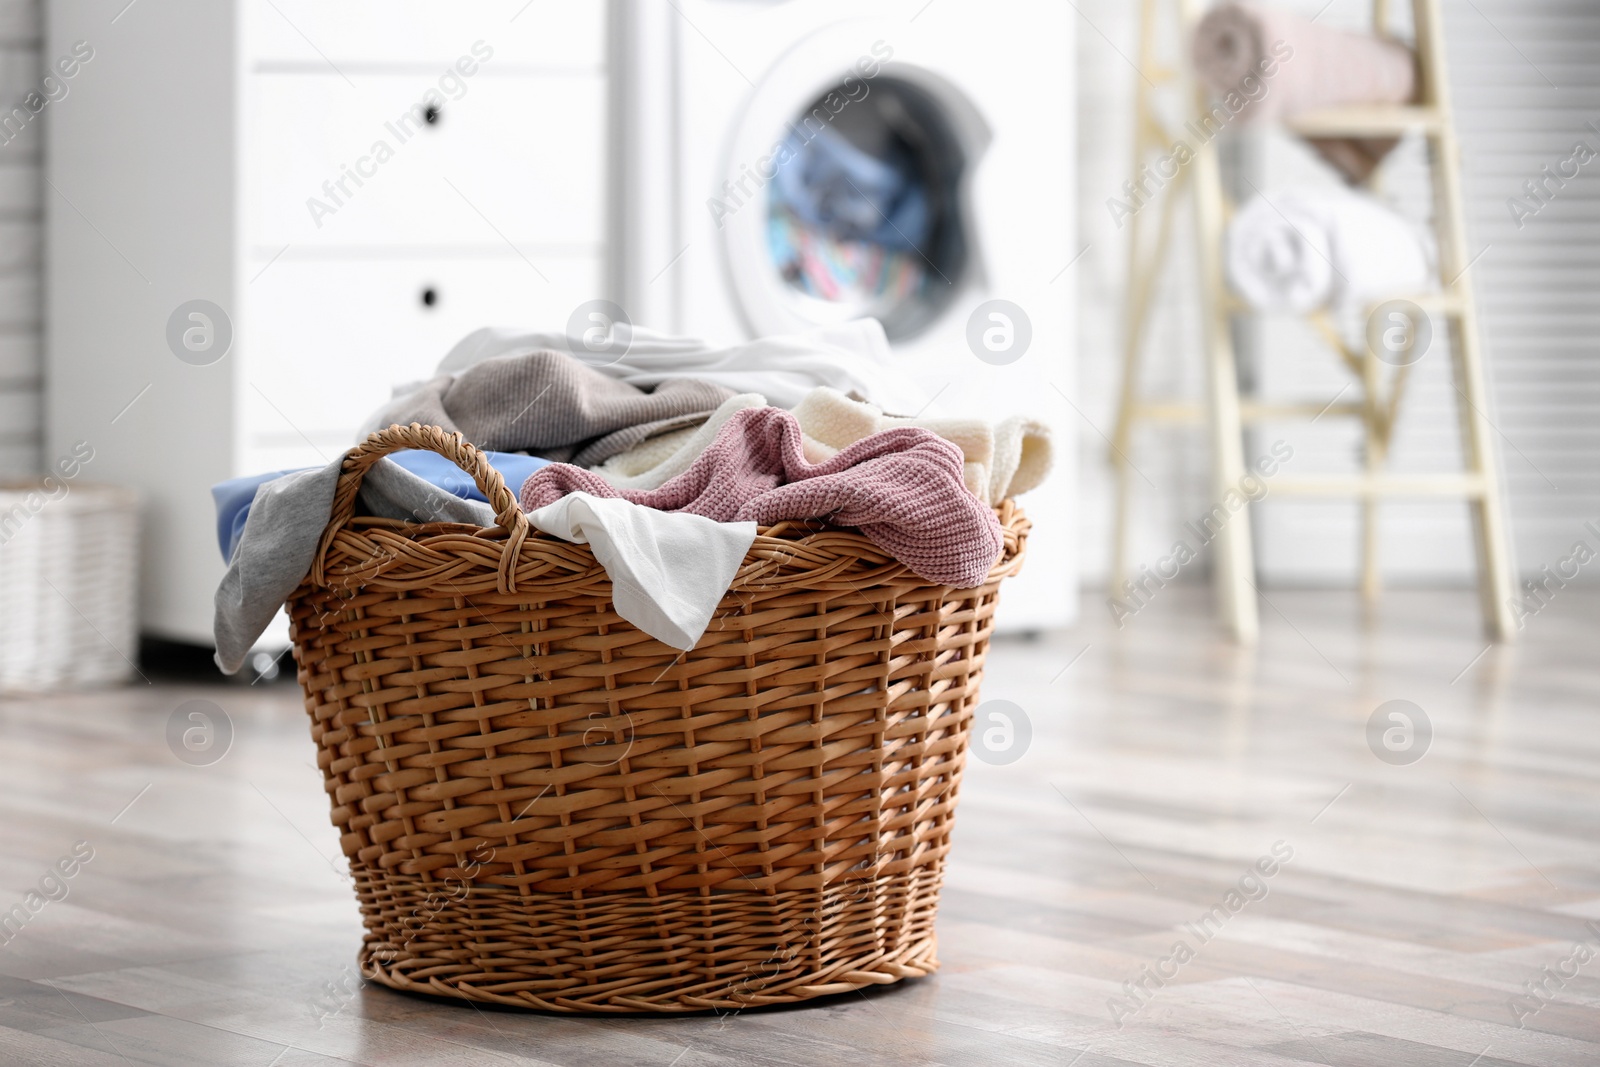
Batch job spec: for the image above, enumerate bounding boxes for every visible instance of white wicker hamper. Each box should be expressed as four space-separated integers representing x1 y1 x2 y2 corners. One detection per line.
0 483 139 691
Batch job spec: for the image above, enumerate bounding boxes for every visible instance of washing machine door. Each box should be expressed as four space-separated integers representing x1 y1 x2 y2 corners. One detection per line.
717 23 992 343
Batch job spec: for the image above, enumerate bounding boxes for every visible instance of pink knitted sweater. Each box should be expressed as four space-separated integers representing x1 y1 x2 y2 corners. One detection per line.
519 406 1004 588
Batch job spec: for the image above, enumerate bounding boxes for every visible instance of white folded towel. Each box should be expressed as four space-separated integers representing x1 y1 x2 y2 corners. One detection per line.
1226 187 1432 314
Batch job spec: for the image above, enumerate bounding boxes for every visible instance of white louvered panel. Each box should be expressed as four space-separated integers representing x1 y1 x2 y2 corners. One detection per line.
0 0 41 477
1451 1 1600 576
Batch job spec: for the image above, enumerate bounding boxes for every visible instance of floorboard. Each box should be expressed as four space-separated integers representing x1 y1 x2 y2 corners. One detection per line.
1 586 1596 1066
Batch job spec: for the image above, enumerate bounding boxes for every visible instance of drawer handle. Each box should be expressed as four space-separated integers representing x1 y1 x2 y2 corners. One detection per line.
424 104 441 126
420 287 438 308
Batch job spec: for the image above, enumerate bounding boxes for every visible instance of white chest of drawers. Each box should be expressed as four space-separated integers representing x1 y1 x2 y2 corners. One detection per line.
45 0 610 644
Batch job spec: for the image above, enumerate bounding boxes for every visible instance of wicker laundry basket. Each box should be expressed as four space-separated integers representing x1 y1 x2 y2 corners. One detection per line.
288 424 1029 1013
0 481 138 691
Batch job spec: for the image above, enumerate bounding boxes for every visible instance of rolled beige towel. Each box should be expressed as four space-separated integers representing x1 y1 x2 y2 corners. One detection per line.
1191 2 1416 182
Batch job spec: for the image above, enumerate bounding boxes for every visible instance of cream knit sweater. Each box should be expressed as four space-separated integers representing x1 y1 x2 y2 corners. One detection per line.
590 393 768 489
592 386 1053 504
790 388 1052 505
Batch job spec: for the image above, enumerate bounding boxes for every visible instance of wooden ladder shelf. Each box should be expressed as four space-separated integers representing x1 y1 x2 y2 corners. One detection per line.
1109 0 1517 643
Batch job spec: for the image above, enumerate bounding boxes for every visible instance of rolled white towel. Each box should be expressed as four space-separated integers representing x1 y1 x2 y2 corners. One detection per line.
1225 187 1432 314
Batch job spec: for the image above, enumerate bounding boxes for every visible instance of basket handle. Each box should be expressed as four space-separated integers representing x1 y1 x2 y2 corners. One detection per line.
311 423 531 590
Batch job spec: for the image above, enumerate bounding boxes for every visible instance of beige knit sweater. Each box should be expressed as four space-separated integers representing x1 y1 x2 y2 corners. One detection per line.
593 386 1053 503
790 388 1052 505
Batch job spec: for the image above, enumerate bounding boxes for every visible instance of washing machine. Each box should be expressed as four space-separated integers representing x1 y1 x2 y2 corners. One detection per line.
612 0 1077 629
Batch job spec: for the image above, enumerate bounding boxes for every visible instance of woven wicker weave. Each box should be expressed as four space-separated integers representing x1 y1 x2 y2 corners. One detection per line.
288 424 1029 1012
0 482 138 692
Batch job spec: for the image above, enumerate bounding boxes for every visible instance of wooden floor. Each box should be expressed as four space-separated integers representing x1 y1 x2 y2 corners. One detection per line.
1 586 1597 1066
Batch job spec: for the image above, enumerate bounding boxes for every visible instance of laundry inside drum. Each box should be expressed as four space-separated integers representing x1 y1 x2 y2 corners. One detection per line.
766 76 971 341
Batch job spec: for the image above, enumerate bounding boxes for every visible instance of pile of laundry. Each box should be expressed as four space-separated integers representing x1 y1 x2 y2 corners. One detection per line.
212 320 1051 673
766 125 933 308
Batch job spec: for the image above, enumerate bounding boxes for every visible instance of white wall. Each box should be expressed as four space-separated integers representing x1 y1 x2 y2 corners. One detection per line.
1074 0 1214 588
